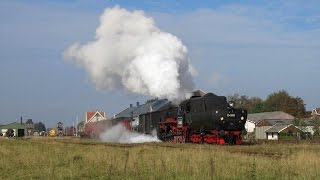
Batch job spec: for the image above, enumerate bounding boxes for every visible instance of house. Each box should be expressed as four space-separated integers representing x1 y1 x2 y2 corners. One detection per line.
83 110 107 137
311 108 320 119
245 111 295 138
83 99 172 137
85 110 106 124
265 124 301 140
114 99 170 130
0 122 25 137
255 119 293 139
296 119 316 137
25 119 34 136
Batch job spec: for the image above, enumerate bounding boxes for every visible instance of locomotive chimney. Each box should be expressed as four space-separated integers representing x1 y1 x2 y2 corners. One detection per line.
136 102 140 107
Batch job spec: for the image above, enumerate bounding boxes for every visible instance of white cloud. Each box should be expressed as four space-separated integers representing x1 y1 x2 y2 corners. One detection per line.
152 4 320 108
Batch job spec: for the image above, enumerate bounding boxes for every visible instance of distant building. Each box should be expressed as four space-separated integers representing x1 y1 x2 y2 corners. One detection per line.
265 124 301 140
0 122 25 137
85 110 106 124
114 99 170 131
25 119 34 136
296 119 315 137
245 111 295 139
255 119 293 139
311 108 320 119
82 90 206 137
57 122 63 136
83 110 107 138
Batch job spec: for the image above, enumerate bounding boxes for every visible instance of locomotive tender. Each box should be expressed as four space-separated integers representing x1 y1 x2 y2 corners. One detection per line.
138 93 247 145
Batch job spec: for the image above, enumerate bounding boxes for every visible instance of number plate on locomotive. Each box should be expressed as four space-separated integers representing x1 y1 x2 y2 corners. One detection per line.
227 114 236 117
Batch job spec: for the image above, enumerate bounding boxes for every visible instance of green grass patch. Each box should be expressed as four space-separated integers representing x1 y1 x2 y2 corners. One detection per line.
0 137 320 179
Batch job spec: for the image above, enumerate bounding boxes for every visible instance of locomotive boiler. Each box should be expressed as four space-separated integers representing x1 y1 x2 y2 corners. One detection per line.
138 93 247 145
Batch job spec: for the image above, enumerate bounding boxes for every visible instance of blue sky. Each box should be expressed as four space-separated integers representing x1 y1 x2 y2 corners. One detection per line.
1 0 319 128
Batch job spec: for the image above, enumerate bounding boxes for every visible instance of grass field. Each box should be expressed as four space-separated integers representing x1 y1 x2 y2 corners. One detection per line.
1 137 320 179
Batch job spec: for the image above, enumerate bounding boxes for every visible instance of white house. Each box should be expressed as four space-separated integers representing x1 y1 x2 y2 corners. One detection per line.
84 110 106 124
265 124 301 140
311 108 320 119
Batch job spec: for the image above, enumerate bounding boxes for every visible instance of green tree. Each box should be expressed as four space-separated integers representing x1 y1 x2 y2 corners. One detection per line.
34 122 46 132
312 118 320 136
227 94 248 109
227 94 264 113
264 90 306 118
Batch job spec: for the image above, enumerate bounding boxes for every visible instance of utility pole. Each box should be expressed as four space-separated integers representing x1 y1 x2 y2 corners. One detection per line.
76 114 78 137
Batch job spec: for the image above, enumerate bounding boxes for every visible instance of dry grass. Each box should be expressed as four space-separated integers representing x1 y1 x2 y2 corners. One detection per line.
0 137 320 179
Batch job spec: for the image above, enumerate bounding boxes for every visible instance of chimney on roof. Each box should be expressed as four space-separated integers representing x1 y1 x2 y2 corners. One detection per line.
130 104 133 108
136 102 139 107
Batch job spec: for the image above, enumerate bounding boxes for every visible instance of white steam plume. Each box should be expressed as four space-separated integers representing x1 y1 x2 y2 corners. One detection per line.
64 6 195 101
99 124 160 144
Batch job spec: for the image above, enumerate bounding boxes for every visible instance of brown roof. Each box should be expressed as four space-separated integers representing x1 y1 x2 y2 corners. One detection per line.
86 112 95 121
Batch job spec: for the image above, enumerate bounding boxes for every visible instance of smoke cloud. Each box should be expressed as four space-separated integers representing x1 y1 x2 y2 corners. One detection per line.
99 124 160 144
64 6 195 101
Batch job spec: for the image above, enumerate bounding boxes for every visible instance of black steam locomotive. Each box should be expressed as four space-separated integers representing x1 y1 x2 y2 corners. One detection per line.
138 93 247 145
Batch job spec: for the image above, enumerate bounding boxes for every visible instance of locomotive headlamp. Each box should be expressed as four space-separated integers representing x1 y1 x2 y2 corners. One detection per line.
220 117 224 121
228 101 234 107
241 116 244 120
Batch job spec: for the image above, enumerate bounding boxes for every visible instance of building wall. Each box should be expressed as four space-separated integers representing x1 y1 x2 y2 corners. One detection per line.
1 129 7 136
255 126 271 139
90 116 105 122
245 121 255 133
267 133 278 140
1 128 18 136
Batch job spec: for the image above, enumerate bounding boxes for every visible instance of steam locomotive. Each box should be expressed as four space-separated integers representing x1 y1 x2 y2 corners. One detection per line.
137 93 247 145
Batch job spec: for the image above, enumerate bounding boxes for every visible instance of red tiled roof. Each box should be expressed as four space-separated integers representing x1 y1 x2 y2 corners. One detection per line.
86 111 106 123
86 112 95 122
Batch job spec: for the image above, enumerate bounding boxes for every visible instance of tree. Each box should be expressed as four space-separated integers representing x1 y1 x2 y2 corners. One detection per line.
34 122 46 132
264 90 306 118
26 119 34 124
227 94 264 113
312 118 320 136
227 94 249 109
77 121 84 130
249 98 265 113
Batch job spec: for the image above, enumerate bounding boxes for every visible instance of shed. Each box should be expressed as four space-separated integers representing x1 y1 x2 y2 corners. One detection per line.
0 122 25 137
265 124 301 140
246 111 295 140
